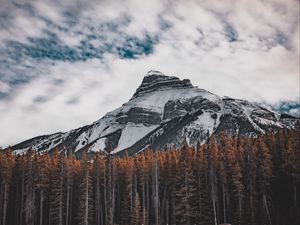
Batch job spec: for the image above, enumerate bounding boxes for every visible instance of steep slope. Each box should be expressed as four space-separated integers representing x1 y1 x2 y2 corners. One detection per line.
9 70 299 156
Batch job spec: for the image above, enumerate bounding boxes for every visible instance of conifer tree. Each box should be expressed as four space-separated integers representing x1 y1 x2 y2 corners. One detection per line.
78 153 94 225
93 154 105 225
50 150 66 225
254 137 273 225
131 191 142 225
0 149 15 225
65 156 76 225
281 129 300 224
174 143 197 225
196 144 213 225
120 155 134 225
207 136 219 225
136 153 149 225
12 154 26 225
35 154 50 225
24 149 36 225
105 155 115 225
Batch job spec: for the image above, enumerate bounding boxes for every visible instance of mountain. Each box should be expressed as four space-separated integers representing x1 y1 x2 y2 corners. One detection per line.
10 70 299 156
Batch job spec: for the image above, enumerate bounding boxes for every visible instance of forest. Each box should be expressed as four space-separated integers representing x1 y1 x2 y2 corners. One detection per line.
0 127 299 225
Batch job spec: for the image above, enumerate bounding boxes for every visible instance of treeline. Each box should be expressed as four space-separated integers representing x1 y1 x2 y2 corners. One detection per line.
0 128 299 225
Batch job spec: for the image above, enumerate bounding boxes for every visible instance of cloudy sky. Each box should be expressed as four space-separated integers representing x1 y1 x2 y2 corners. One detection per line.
0 0 299 147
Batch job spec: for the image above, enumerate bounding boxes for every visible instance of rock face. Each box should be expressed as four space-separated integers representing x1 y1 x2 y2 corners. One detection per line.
10 71 299 156
132 70 193 98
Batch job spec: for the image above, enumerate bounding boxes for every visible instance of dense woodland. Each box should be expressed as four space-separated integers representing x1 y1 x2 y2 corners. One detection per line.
0 127 299 225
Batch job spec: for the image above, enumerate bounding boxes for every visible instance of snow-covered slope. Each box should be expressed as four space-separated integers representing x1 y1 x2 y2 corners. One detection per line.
9 70 299 156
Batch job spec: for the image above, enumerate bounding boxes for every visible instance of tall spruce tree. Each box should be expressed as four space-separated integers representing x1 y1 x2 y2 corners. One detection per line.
0 149 15 225
174 143 197 225
78 154 94 225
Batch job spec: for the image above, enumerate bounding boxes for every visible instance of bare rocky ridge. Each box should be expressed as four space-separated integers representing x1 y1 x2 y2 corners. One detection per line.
10 70 299 156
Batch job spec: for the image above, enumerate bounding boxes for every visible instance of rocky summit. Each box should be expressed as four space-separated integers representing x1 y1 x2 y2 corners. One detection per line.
10 71 299 156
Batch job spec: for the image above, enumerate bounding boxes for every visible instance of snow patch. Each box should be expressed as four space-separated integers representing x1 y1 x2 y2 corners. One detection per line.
111 123 159 154
89 138 107 153
74 132 89 152
13 148 28 155
184 111 220 145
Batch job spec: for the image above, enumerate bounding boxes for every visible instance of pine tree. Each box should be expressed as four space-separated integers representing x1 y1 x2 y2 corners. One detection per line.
254 137 273 225
243 137 258 225
153 152 160 225
12 154 26 225
93 154 105 225
105 155 116 225
0 149 15 225
131 192 142 225
196 144 213 225
35 154 50 225
174 143 197 225
229 146 244 225
78 153 94 225
50 150 66 225
120 155 134 225
281 128 300 225
24 149 36 225
207 136 219 225
218 133 232 224
136 153 149 225
65 156 76 225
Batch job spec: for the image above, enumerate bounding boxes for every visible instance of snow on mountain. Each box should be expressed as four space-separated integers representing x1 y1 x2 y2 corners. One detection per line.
111 123 159 154
88 138 107 153
9 70 299 156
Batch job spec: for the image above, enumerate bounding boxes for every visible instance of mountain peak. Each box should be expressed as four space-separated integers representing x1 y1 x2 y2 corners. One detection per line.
145 70 166 77
8 71 299 157
132 71 193 99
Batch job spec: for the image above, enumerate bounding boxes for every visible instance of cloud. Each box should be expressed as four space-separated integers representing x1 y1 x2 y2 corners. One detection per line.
0 0 299 146
272 101 300 117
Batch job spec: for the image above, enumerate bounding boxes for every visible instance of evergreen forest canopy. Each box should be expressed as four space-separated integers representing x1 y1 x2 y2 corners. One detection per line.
0 127 299 225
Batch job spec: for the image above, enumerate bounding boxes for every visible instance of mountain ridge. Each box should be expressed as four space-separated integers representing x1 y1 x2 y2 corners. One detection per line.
8 71 299 156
